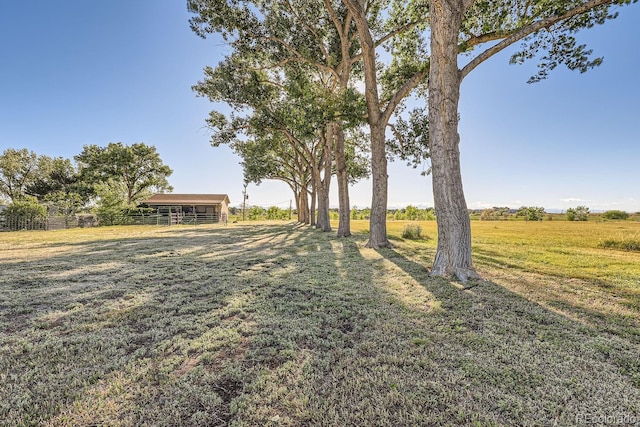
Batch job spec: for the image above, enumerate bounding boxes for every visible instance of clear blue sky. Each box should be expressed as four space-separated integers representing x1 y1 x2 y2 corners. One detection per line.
1 1 638 212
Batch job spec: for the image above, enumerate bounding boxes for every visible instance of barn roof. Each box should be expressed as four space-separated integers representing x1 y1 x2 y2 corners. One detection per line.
142 194 230 205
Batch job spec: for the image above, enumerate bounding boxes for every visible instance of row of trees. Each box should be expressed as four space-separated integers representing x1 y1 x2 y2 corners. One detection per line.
481 206 579 221
0 144 172 225
242 204 631 222
189 0 635 281
479 206 635 221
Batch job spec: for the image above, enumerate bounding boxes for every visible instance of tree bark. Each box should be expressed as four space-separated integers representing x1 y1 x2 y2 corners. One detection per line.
365 122 391 248
316 131 332 232
428 0 479 282
334 123 351 237
298 186 310 224
348 3 391 248
293 188 301 222
310 182 316 227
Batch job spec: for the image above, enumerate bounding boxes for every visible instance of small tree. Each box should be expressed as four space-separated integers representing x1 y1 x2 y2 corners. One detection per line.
518 206 546 221
405 205 420 221
566 206 590 221
394 210 406 221
94 181 131 226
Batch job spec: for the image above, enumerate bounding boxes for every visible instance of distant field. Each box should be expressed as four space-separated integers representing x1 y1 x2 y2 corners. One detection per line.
1 221 639 426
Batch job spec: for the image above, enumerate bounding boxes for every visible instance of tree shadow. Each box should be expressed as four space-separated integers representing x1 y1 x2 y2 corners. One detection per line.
377 245 640 422
1 224 639 426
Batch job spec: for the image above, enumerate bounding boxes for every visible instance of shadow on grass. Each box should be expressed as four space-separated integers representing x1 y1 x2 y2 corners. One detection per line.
1 224 639 426
378 245 640 419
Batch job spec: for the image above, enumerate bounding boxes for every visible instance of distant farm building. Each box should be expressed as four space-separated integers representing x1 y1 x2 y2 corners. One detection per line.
141 194 230 225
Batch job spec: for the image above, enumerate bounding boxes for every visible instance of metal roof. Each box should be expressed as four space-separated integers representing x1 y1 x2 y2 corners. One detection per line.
142 194 230 205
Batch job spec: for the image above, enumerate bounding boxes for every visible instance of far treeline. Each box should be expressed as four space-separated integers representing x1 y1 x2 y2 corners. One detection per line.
0 144 172 227
188 0 637 281
238 205 637 222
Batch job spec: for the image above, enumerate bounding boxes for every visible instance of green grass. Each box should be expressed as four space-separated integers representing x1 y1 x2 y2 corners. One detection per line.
1 221 639 426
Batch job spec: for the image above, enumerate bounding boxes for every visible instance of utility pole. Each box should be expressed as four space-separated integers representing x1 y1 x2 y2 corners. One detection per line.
242 183 248 221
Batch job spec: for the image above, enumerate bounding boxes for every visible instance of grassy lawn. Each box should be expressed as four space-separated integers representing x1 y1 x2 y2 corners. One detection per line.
1 221 639 426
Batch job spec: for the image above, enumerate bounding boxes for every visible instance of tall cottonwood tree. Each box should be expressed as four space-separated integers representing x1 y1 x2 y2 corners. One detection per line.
340 0 430 248
425 0 635 281
239 134 314 224
189 0 373 237
341 0 633 279
195 55 364 230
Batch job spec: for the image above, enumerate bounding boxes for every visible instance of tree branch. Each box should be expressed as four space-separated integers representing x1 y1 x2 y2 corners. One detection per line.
249 31 341 80
460 0 617 79
284 0 333 67
381 68 429 126
459 30 510 52
375 21 422 48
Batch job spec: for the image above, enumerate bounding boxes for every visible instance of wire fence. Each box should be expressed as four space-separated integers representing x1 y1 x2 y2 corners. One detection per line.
112 212 223 226
1 215 83 232
0 212 225 231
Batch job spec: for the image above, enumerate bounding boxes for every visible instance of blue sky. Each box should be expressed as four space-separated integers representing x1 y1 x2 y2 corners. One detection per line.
1 1 638 212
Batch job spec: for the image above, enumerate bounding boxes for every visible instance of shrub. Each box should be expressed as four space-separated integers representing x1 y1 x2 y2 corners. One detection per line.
393 210 405 220
602 210 629 220
480 207 511 221
247 206 265 220
402 224 422 240
1 196 48 230
266 206 289 220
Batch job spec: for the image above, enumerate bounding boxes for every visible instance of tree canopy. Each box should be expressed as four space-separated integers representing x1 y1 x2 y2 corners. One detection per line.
75 142 173 206
0 148 40 202
188 0 635 280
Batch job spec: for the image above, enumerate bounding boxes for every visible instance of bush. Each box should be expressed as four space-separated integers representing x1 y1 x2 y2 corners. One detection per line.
247 206 265 220
602 210 629 220
266 206 289 220
1 196 48 230
402 224 422 240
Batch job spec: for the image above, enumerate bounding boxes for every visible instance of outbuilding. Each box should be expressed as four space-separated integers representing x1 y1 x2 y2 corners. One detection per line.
141 194 230 225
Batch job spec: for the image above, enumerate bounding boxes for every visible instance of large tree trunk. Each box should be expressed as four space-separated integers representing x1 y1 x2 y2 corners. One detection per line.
428 0 479 282
345 1 391 248
365 123 391 248
310 184 316 227
298 188 310 224
334 123 351 237
316 127 332 232
289 184 301 223
316 182 331 231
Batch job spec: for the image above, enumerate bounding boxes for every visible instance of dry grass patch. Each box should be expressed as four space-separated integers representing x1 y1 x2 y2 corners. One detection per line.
1 222 639 426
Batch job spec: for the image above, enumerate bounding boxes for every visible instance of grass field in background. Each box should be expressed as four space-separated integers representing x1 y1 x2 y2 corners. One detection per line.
1 221 639 426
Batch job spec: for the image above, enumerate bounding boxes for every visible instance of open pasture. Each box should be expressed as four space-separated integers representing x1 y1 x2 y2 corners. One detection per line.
1 221 639 426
